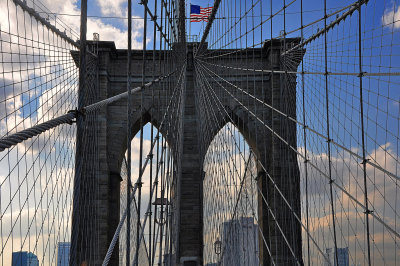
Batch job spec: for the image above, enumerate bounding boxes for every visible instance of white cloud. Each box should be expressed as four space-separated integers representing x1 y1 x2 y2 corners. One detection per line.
96 0 126 17
7 0 144 48
87 18 143 49
202 119 400 265
298 142 400 265
202 123 258 264
0 0 148 264
382 4 400 29
0 146 74 266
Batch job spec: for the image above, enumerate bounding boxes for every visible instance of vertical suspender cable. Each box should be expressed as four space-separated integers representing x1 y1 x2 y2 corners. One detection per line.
71 0 87 263
357 4 372 266
164 145 172 263
258 0 274 262
135 0 148 264
149 0 158 263
158 131 167 265
195 0 222 56
152 2 164 264
158 2 168 263
300 0 311 265
78 1 87 110
282 0 290 260
324 0 339 265
269 0 276 262
126 0 132 265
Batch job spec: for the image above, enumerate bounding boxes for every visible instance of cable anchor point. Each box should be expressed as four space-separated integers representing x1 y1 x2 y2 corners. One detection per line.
67 109 86 123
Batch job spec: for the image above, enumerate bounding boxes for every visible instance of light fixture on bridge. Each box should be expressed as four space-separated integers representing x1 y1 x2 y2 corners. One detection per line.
152 197 171 225
214 238 222 255
93 32 100 41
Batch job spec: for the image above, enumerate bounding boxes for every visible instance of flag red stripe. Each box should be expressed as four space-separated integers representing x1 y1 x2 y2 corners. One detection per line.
190 6 212 22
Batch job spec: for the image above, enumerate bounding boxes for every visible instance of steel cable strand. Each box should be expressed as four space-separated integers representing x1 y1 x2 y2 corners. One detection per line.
0 112 76 151
12 0 78 47
205 93 399 255
282 0 369 56
103 109 171 266
232 160 276 266
147 0 158 262
194 63 280 264
195 59 400 183
195 61 331 263
131 144 172 266
203 0 262 53
281 64 400 193
280 63 400 237
0 80 78 164
0 125 76 257
0 70 177 153
102 64 185 266
195 59 400 240
149 3 164 263
196 0 222 56
134 2 148 263
0 94 78 216
196 58 400 77
83 70 177 113
196 0 297 58
198 56 396 236
215 152 272 264
197 70 270 264
281 34 400 250
197 1 375 64
196 62 299 264
1 68 79 146
125 0 134 262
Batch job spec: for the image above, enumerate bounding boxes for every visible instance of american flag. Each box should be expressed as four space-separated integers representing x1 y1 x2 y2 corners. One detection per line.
190 4 213 22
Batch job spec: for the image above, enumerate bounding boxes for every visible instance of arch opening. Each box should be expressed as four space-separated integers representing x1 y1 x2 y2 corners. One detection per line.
202 122 260 265
118 122 176 266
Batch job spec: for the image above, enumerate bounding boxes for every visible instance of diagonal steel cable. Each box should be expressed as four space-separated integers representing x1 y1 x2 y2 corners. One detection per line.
0 70 177 152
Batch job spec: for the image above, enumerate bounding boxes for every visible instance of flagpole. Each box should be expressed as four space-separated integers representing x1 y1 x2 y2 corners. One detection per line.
189 3 191 39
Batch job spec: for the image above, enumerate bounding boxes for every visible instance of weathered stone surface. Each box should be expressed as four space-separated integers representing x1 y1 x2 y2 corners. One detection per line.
73 39 303 266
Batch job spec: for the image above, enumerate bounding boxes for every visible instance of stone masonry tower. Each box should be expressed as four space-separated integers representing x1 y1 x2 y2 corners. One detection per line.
71 39 304 265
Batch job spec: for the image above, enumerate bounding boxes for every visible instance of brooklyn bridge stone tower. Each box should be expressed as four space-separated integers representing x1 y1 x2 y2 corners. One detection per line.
72 35 303 265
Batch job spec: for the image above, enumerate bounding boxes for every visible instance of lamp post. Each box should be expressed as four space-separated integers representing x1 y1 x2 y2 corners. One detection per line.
152 197 171 225
214 238 222 255
93 33 99 41
214 237 222 266
152 197 171 266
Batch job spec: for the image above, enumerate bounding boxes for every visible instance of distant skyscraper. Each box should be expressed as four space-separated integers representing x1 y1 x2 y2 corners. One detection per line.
325 247 349 266
57 242 70 266
222 217 259 266
12 251 39 266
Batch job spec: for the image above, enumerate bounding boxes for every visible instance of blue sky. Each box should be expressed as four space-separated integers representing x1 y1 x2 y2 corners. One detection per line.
1 0 399 264
78 0 400 161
